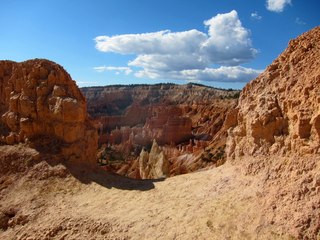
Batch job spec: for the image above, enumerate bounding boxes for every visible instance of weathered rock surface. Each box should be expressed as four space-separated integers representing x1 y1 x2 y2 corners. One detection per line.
227 26 320 158
226 26 320 239
138 140 169 179
84 83 239 178
0 59 98 166
82 83 239 119
145 106 192 145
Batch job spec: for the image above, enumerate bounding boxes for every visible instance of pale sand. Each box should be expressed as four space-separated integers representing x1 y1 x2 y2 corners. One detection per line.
1 147 318 239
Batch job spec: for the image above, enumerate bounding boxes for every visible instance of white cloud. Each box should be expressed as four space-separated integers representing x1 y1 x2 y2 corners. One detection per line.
202 10 258 66
95 30 206 55
295 17 306 25
266 0 291 12
251 12 262 20
94 10 260 83
94 66 132 75
180 66 262 82
134 66 262 82
128 53 207 71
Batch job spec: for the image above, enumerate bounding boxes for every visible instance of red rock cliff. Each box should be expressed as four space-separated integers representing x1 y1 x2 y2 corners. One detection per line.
84 83 239 178
0 59 98 166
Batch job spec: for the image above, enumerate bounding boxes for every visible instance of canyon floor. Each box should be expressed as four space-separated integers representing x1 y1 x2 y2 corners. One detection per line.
2 145 318 240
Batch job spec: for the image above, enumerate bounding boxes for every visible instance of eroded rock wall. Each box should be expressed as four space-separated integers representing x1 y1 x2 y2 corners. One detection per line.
224 27 320 239
227 27 320 159
0 59 98 166
87 83 239 178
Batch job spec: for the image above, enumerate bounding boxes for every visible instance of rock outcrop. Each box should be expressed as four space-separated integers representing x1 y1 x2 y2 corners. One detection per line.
82 83 239 119
226 26 320 239
227 26 320 158
145 106 192 145
86 83 239 178
0 59 98 166
138 140 169 179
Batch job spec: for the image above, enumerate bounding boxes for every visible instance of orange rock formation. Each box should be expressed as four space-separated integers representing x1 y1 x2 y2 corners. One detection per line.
227 26 320 158
83 84 239 178
226 26 320 239
0 59 98 166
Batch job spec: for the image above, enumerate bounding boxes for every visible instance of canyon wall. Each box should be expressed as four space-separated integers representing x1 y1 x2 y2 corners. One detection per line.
227 27 320 159
83 83 239 178
224 26 320 239
0 59 98 166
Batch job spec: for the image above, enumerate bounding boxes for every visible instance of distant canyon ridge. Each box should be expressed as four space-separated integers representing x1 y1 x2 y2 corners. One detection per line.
81 83 240 179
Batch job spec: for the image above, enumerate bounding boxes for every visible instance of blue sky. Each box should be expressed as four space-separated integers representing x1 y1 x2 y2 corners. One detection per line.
1 0 319 89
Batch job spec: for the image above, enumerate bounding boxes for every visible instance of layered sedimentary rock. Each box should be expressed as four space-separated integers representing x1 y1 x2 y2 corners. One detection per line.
85 84 239 178
0 59 98 166
145 106 192 145
82 83 238 118
227 27 320 158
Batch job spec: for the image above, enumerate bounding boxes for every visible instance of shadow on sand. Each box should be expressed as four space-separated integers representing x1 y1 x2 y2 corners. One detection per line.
1 144 164 191
39 152 165 191
29 136 165 191
67 165 165 191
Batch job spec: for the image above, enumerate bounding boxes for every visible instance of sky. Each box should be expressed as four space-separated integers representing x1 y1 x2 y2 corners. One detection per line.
1 0 319 89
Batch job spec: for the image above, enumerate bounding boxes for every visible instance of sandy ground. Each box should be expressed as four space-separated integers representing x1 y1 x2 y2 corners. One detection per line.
0 145 319 240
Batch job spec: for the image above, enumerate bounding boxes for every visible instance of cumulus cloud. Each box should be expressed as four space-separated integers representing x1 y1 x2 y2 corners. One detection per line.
94 10 261 83
201 11 258 66
94 66 132 75
251 12 262 20
95 30 207 55
266 0 291 12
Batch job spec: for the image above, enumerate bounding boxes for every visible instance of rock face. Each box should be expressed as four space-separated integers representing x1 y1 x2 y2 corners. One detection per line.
139 140 169 179
145 106 192 145
85 83 239 178
226 27 320 239
227 27 320 158
0 59 98 166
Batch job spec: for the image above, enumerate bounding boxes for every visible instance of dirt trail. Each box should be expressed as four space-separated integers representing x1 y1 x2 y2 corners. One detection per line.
1 145 319 239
